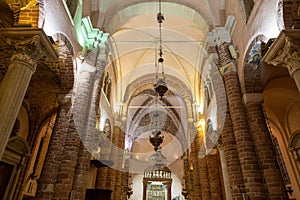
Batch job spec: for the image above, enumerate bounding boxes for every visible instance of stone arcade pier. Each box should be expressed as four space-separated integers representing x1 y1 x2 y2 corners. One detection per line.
0 28 57 160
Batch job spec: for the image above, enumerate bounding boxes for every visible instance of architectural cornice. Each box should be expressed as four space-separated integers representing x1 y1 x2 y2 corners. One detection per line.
0 28 58 60
81 16 110 51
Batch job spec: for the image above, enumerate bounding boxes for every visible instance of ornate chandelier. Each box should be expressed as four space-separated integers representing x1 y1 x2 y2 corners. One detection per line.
148 0 167 171
154 0 168 98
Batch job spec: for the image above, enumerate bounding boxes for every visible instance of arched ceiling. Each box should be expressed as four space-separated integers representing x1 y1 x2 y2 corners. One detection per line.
97 0 225 165
93 0 225 31
103 1 225 106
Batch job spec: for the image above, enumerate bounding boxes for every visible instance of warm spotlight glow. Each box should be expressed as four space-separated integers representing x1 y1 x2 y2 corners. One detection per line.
198 118 205 130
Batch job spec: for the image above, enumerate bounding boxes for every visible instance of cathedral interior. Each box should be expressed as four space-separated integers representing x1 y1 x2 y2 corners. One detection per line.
0 0 300 199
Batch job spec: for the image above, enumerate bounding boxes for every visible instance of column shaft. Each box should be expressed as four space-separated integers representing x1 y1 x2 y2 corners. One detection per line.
207 154 223 199
35 96 71 199
187 159 194 200
191 139 201 199
96 167 109 189
210 50 244 199
223 71 267 198
71 64 96 200
217 42 267 198
218 144 233 200
246 100 288 199
199 157 211 199
221 113 244 199
0 60 36 159
113 126 125 200
106 126 118 200
72 45 107 199
53 116 81 200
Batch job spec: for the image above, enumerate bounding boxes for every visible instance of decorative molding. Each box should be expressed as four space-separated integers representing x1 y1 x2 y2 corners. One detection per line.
263 29 300 76
8 35 42 68
81 16 109 50
0 28 58 67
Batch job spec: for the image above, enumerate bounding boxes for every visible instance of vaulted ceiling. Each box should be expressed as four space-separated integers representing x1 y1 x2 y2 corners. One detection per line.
89 0 226 172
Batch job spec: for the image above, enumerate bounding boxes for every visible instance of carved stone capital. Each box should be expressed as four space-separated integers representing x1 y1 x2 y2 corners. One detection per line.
271 37 300 75
8 35 44 68
0 29 58 71
263 30 300 77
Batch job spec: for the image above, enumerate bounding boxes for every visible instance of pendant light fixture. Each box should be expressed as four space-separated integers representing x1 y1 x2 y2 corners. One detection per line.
154 0 168 98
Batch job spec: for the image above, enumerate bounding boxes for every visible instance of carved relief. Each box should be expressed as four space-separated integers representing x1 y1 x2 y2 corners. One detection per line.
270 37 300 76
7 35 44 68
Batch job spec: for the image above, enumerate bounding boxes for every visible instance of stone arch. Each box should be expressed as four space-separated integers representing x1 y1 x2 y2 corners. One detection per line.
52 32 75 57
124 74 193 104
104 2 211 34
242 34 268 94
15 106 30 140
127 94 187 151
6 136 29 157
52 32 75 93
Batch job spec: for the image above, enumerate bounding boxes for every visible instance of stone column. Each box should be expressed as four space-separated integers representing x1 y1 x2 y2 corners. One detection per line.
113 126 125 200
217 42 266 198
96 167 109 189
71 59 97 200
182 155 190 200
52 113 81 200
263 30 300 92
244 93 288 199
106 126 119 199
209 47 244 199
217 142 232 200
35 94 71 199
187 158 194 200
191 139 201 199
199 157 210 199
207 152 223 200
72 43 109 200
0 35 41 160
220 112 244 200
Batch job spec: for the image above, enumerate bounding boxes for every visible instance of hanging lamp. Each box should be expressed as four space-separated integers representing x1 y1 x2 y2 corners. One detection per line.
154 0 168 98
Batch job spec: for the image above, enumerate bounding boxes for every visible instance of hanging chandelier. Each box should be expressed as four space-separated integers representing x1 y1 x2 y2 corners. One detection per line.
148 0 167 169
154 0 168 98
